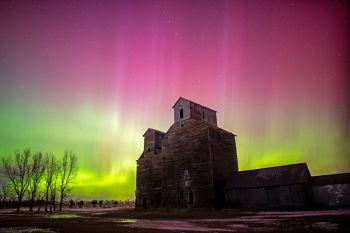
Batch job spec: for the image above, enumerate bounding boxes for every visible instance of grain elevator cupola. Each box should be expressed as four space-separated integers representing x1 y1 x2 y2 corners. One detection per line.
172 97 217 126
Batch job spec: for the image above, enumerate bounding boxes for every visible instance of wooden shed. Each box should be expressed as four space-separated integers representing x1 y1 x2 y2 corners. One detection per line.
312 173 350 207
224 163 313 208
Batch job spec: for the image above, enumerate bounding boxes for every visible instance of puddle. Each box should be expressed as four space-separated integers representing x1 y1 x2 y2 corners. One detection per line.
0 227 58 233
48 214 82 219
226 224 250 229
89 212 108 215
115 218 138 223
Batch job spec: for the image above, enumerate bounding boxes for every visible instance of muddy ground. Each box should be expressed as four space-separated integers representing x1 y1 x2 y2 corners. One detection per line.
0 208 349 232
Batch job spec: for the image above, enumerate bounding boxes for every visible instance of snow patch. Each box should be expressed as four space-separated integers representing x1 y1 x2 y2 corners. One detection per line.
311 222 339 231
257 210 350 218
126 220 235 232
0 227 58 233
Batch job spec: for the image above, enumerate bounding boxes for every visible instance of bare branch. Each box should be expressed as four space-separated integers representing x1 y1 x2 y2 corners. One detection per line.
58 149 78 211
1 148 33 213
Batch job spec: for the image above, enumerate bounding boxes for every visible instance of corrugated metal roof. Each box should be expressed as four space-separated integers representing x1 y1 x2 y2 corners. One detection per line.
225 163 311 190
312 173 350 186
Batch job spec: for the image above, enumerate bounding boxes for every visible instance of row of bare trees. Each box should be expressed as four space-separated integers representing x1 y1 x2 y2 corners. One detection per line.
0 148 78 213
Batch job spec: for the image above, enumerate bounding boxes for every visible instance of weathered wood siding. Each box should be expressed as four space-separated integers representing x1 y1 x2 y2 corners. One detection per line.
143 130 155 153
136 129 163 209
190 102 217 126
135 151 162 209
313 184 350 206
225 184 311 207
143 129 164 153
173 98 217 126
137 98 238 209
173 98 191 123
161 119 215 208
208 128 238 205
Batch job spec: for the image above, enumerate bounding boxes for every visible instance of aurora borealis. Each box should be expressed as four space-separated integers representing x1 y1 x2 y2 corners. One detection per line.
0 0 349 200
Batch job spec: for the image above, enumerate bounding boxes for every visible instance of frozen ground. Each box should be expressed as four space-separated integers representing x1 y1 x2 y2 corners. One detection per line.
118 220 234 232
0 208 349 232
0 207 119 214
0 227 58 233
117 209 350 232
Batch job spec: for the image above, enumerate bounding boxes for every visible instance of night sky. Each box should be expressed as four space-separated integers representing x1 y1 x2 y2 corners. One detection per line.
0 0 349 200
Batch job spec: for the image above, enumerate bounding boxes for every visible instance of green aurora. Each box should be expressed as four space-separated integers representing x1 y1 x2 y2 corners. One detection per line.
0 0 349 200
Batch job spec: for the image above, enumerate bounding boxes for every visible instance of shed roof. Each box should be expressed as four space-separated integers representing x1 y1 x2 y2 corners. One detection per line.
172 97 217 112
225 163 311 190
312 172 350 186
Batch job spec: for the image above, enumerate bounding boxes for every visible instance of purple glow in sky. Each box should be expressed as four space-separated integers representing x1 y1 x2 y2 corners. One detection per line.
0 0 349 199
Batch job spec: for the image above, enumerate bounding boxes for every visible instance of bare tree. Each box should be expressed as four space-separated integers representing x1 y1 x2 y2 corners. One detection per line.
0 182 11 208
43 153 59 212
28 152 46 212
91 199 97 207
1 149 33 213
37 192 44 212
49 159 60 211
58 150 78 211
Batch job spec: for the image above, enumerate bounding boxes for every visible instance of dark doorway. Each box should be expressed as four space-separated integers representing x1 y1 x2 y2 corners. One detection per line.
180 109 183 118
189 191 193 205
142 198 147 209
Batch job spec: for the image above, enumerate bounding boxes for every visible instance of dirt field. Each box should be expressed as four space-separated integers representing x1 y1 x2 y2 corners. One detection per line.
0 208 349 232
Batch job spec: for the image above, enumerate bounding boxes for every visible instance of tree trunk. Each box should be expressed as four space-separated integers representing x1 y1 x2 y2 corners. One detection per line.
29 201 33 212
59 191 64 211
16 198 22 214
53 193 56 211
37 202 41 212
29 192 35 212
45 186 49 212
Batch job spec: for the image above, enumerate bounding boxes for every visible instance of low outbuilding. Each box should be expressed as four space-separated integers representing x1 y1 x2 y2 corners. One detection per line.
224 163 313 207
312 173 350 207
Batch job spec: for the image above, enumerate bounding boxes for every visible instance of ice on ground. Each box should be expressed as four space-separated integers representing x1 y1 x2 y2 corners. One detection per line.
0 209 16 214
311 222 339 231
61 207 119 213
257 210 350 218
192 216 281 225
126 220 235 232
121 209 350 232
226 224 250 229
0 227 58 233
89 211 108 215
192 218 279 223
